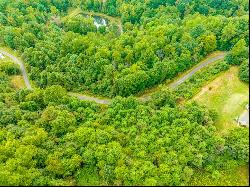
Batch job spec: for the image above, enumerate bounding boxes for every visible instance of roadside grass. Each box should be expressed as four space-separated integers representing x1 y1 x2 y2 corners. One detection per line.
0 53 25 89
10 75 26 89
0 46 21 58
136 51 226 97
193 66 249 135
189 165 249 186
0 46 38 89
68 91 111 101
0 52 12 63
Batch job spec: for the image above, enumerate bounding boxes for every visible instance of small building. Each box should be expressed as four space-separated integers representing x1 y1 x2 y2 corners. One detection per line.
236 103 249 127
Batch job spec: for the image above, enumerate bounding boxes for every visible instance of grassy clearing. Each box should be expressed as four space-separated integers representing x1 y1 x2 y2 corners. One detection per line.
64 8 121 24
191 66 249 186
193 66 249 134
10 75 26 89
189 165 249 186
62 7 82 21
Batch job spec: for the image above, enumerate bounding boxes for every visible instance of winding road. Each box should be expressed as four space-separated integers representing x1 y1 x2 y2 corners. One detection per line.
69 92 111 105
168 53 226 89
0 49 226 105
0 49 32 90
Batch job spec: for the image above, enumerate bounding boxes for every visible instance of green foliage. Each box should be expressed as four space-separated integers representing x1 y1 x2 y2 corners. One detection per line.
225 39 249 65
0 61 20 75
1 0 248 97
224 128 249 164
43 85 67 105
0 77 249 185
147 87 177 109
0 0 249 186
63 14 97 34
239 60 249 83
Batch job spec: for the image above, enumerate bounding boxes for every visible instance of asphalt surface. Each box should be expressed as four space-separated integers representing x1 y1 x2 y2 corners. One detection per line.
139 52 226 102
168 53 226 89
68 93 111 105
1 49 226 105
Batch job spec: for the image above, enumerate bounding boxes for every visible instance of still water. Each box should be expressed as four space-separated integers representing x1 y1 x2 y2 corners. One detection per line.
83 14 108 28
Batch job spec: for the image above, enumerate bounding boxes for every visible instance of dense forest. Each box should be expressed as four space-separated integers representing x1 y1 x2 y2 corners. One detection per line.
0 0 249 186
0 74 249 186
0 0 249 97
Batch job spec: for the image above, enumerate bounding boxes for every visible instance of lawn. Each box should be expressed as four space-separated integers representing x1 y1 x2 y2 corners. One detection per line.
193 66 249 135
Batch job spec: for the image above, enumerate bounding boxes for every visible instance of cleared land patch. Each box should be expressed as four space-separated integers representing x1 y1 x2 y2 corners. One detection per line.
10 75 26 89
193 66 249 134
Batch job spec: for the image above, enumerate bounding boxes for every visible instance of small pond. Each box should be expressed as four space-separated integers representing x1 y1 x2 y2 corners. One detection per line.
83 14 109 28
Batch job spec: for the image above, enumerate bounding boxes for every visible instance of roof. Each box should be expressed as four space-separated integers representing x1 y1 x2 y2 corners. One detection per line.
238 110 249 126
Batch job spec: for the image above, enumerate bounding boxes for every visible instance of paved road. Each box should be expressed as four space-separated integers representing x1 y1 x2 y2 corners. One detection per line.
1 49 226 105
0 49 32 90
168 53 226 89
69 93 111 105
138 52 226 102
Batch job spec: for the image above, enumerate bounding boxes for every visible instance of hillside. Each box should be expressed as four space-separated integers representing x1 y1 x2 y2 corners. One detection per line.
0 0 249 186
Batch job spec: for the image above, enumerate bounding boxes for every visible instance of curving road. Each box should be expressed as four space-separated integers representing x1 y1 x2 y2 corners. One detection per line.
168 53 226 89
69 92 111 105
1 49 226 105
0 49 32 90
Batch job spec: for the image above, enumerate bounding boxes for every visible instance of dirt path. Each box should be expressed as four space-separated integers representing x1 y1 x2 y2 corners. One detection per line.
1 49 226 105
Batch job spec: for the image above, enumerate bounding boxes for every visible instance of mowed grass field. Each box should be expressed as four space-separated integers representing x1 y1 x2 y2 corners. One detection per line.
193 66 249 134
